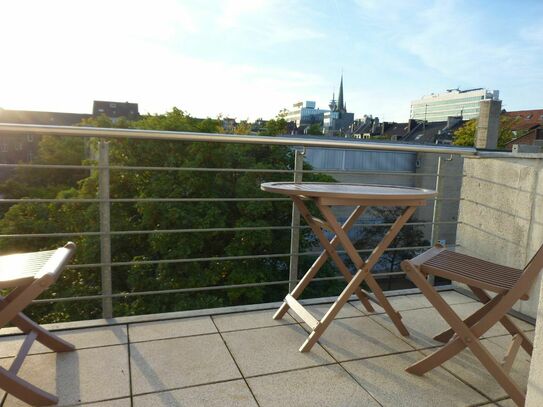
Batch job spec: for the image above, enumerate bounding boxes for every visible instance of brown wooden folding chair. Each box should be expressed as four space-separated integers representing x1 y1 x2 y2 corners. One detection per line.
0 242 76 406
401 243 543 407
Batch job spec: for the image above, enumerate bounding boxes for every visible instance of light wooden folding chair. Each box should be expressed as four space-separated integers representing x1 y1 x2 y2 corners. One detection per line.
0 242 76 406
401 243 543 407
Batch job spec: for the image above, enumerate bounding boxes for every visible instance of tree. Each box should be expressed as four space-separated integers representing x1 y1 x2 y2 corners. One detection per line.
306 123 322 135
453 116 518 148
0 108 333 322
260 118 287 136
233 121 251 135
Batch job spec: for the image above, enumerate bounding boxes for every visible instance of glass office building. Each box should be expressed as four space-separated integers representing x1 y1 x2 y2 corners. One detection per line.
284 101 329 127
410 89 500 122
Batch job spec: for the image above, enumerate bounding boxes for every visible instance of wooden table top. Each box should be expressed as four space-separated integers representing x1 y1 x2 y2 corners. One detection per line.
261 182 437 201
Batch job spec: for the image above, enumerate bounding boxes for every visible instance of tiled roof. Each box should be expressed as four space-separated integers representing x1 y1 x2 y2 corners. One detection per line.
503 109 543 130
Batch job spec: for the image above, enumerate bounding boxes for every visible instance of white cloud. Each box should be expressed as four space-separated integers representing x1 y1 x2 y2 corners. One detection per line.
0 0 330 119
352 0 543 110
216 0 325 44
2 0 542 121
217 0 274 29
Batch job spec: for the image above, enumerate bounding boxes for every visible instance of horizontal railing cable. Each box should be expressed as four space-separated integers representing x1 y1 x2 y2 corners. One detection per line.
32 271 411 304
0 197 290 203
0 221 459 239
0 163 463 178
54 245 439 270
0 197 460 204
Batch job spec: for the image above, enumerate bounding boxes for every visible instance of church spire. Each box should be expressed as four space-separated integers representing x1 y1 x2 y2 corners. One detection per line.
329 92 337 111
337 74 346 113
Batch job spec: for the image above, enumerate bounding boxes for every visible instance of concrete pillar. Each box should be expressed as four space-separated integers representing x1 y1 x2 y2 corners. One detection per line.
475 100 502 149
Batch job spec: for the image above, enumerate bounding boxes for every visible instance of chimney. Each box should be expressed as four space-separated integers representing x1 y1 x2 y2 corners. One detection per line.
408 119 418 133
475 100 502 149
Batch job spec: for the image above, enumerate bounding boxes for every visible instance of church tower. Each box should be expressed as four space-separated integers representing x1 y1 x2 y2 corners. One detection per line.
337 75 346 113
328 92 337 111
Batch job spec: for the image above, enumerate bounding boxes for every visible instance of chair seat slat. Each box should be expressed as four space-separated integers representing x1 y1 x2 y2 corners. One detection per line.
422 251 522 291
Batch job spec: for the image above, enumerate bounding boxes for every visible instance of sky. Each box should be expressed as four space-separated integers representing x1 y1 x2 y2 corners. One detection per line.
1 0 542 122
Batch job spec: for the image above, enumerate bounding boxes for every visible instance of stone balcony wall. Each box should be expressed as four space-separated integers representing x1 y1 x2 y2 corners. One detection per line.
456 153 543 319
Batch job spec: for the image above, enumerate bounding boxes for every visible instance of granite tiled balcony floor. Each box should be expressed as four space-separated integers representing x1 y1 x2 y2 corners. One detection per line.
0 291 535 406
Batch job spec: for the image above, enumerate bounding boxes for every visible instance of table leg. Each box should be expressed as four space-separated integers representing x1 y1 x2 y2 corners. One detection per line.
274 202 373 321
299 205 417 352
316 203 416 337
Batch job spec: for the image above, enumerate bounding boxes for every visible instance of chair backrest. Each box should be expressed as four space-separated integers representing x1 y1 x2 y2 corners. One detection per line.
35 242 76 285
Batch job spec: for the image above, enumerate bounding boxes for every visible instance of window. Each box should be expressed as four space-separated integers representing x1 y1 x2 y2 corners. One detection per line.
27 134 34 142
15 143 23 151
1 143 7 152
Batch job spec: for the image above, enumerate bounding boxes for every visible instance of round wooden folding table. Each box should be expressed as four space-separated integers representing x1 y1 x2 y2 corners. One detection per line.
261 182 437 352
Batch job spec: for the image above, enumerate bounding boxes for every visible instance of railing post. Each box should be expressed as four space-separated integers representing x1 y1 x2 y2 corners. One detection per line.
429 155 445 285
430 155 443 246
98 140 113 318
289 148 305 292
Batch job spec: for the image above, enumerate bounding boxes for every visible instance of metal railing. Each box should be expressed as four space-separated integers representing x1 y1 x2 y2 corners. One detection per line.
0 123 476 319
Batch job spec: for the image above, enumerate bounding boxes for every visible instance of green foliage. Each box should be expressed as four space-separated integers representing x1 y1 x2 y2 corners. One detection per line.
453 116 518 149
0 108 334 322
0 108 429 322
306 123 322 135
233 121 251 135
452 119 477 147
260 118 287 136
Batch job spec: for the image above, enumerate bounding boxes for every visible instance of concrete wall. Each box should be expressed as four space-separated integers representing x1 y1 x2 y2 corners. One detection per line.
456 154 543 318
527 282 543 405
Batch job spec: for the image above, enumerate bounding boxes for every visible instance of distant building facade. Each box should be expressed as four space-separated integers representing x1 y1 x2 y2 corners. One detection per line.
410 88 500 122
221 117 237 132
283 101 328 127
93 101 139 122
0 100 139 166
349 115 382 139
0 109 91 165
323 75 355 136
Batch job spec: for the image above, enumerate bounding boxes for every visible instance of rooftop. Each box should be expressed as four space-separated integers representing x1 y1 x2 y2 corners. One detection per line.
0 291 534 406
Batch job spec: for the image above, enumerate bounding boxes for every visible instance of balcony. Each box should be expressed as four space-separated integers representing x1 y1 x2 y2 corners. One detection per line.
0 123 541 406
0 291 534 406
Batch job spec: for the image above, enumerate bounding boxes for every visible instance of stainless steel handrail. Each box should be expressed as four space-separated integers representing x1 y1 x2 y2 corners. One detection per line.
0 123 478 155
